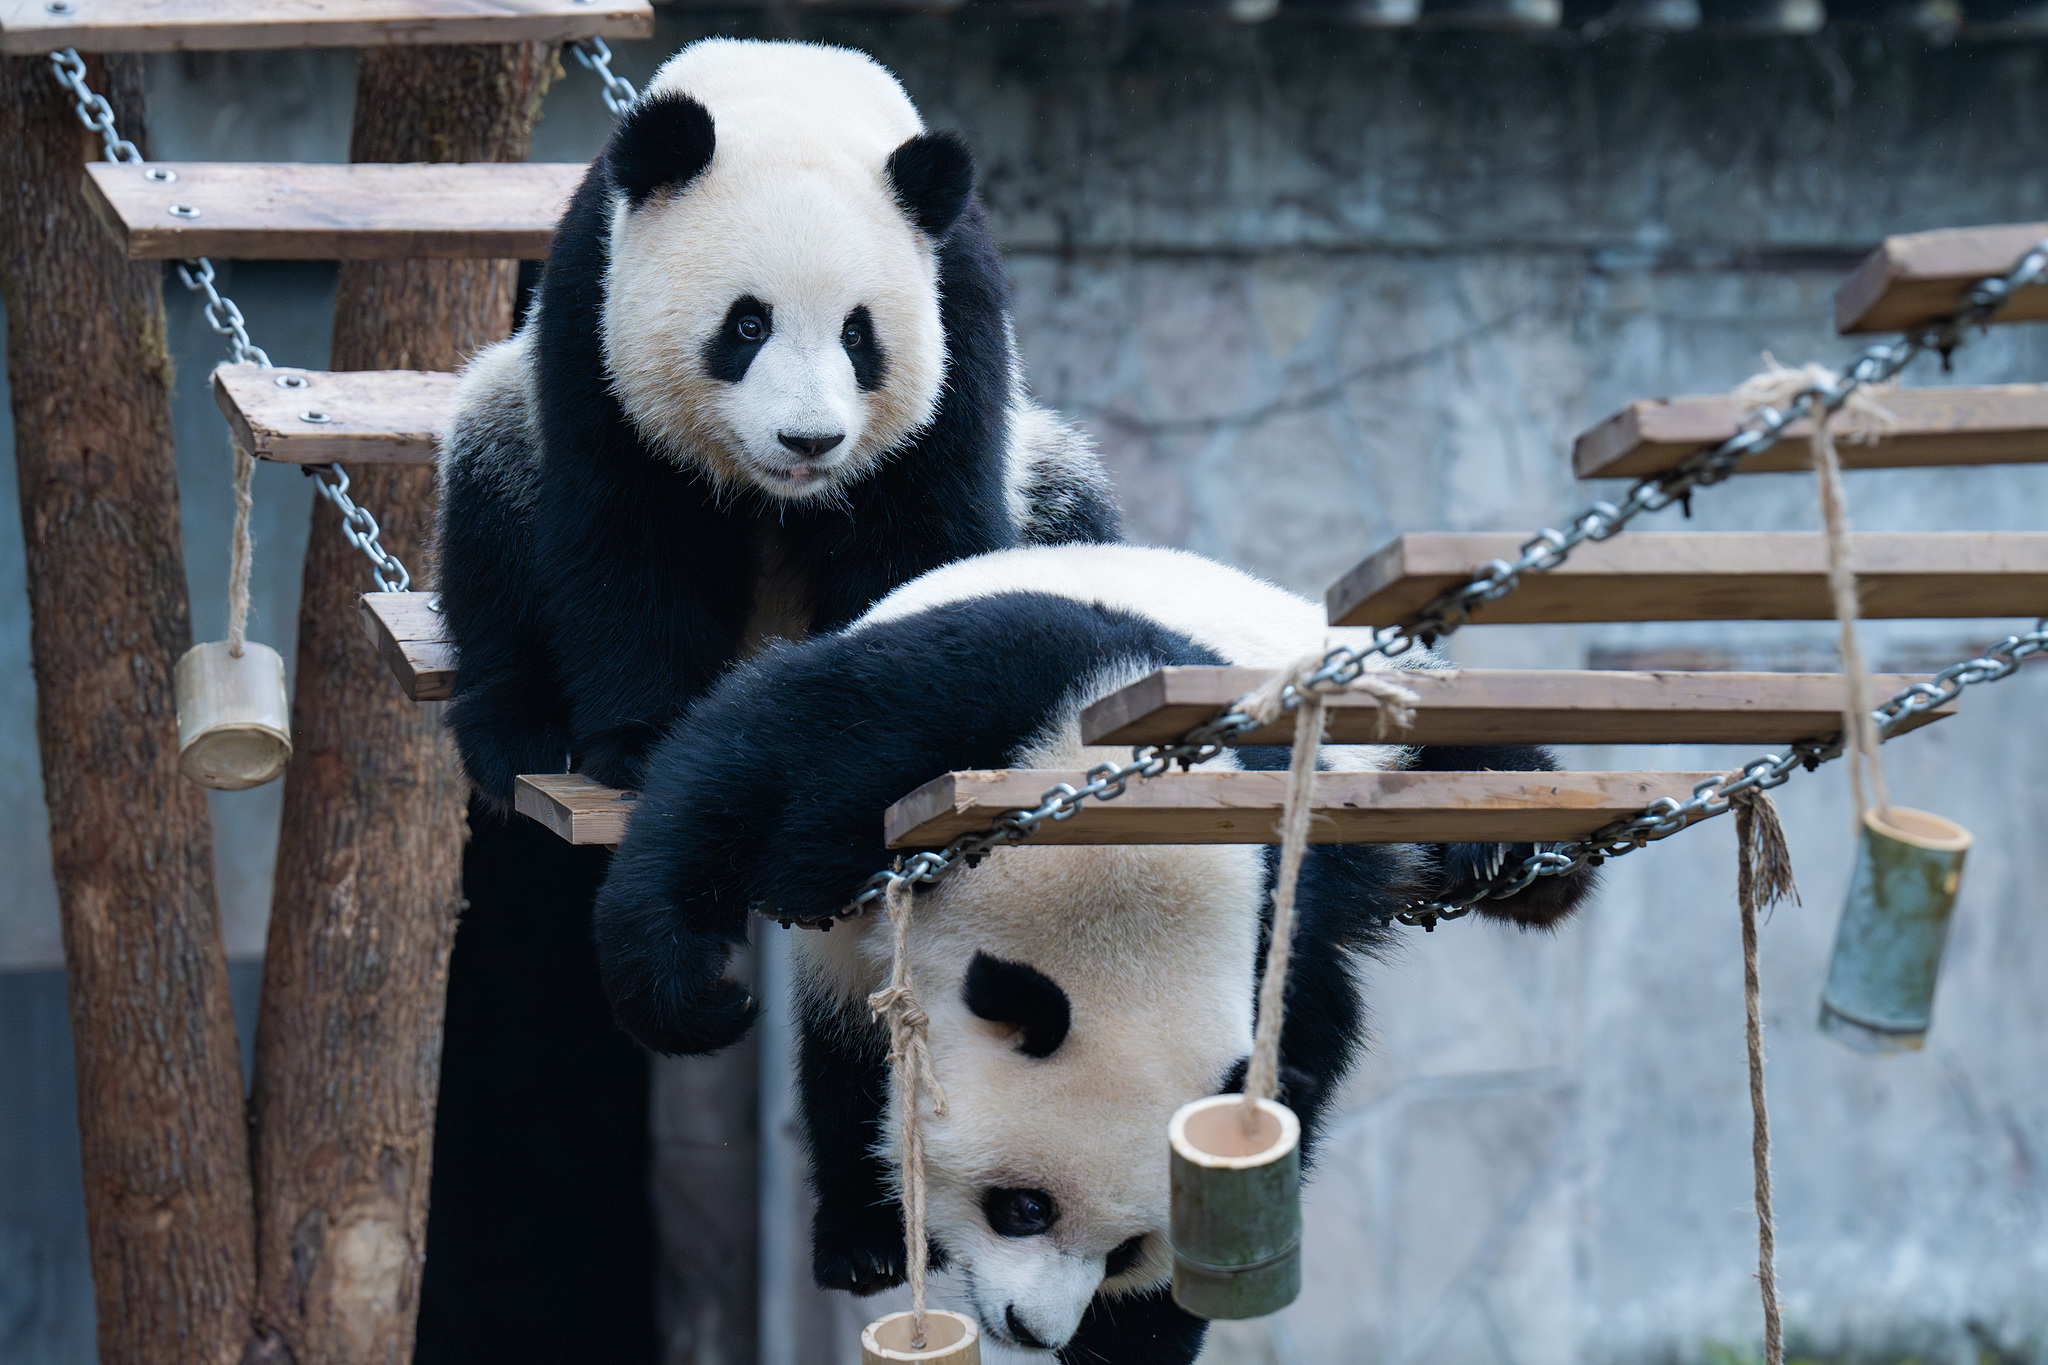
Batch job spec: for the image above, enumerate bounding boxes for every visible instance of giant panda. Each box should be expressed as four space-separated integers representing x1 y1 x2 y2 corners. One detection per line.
592 543 1596 1363
436 37 1118 805
421 40 1119 1360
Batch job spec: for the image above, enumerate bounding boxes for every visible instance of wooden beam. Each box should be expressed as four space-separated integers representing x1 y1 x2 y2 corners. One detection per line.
1 0 652 54
514 773 638 845
250 45 546 1363
215 365 453 465
886 769 1717 848
1835 221 2048 334
1573 385 2048 480
358 591 456 701
1079 667 1955 748
1326 532 2048 628
1 48 256 1364
83 160 580 261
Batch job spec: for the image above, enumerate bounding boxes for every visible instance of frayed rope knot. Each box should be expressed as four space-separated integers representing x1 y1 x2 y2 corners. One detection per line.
1239 647 1420 740
1733 354 1899 447
870 878 948 1344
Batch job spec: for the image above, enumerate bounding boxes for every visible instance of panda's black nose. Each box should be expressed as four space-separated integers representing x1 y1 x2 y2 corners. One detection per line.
1004 1306 1050 1350
778 432 845 459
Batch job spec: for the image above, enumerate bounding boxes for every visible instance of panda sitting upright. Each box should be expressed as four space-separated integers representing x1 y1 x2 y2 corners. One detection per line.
593 543 1597 1364
436 38 1118 803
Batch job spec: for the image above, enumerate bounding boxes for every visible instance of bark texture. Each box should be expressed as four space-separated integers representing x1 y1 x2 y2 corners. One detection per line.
248 44 552 1365
0 55 257 1365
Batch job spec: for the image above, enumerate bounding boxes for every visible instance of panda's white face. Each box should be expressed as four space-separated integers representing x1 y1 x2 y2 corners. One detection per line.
603 161 946 501
801 834 1264 1352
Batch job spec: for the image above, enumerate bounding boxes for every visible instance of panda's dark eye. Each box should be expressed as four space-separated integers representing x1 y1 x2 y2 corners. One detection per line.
841 319 864 349
736 314 765 342
1105 1235 1146 1279
983 1187 1058 1238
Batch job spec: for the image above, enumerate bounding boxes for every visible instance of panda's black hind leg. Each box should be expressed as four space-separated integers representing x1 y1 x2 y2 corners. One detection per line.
1408 743 1601 928
1058 1286 1208 1365
798 995 910 1295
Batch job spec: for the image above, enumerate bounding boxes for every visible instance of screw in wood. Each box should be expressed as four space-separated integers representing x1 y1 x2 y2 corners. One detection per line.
275 374 310 389
143 167 178 183
299 411 333 424
168 204 201 219
45 1 76 14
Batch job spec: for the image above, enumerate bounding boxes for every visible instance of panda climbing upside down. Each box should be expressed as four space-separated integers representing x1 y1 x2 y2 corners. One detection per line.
593 543 1598 1363
435 38 1118 805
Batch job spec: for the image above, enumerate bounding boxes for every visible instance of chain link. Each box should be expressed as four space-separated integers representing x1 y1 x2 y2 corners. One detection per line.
570 37 638 118
812 240 2048 932
304 465 412 593
49 49 414 594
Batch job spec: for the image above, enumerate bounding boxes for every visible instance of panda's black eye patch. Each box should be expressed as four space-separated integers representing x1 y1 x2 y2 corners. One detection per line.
842 305 887 393
963 952 1070 1058
1105 1235 1146 1280
703 296 771 384
984 1187 1058 1238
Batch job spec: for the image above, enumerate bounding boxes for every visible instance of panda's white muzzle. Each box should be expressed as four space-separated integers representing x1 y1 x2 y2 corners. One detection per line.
725 337 864 498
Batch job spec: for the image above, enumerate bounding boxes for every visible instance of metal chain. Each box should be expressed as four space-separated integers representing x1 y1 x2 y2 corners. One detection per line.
817 239 2048 931
48 48 413 593
570 37 638 118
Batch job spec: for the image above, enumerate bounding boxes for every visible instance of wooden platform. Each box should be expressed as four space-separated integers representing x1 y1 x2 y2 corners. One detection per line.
1835 222 2048 334
1078 667 1954 748
1326 532 2048 628
509 769 1717 849
215 366 454 464
1573 385 2048 480
515 773 637 846
85 161 581 261
1 0 651 54
885 769 1717 848
359 592 454 702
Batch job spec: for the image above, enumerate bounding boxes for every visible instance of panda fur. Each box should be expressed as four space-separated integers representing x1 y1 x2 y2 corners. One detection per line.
435 38 1121 807
593 544 1597 1363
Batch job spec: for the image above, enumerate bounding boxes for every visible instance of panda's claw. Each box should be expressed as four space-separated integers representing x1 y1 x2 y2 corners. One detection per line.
811 1203 906 1295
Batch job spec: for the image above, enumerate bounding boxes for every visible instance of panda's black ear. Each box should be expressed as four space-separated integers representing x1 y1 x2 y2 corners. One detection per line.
608 92 716 209
963 952 1070 1058
885 131 975 239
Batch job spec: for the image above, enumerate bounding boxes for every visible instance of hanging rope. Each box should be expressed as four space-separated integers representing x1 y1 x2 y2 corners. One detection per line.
868 877 949 1349
227 441 256 658
1732 790 1799 1365
1735 357 1895 820
1237 653 1417 1130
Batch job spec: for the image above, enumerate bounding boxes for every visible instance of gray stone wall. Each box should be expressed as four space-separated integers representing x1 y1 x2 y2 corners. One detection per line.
3 16 2046 1363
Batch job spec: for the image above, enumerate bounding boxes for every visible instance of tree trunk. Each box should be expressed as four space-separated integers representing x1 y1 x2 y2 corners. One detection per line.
0 54 256 1365
248 44 552 1365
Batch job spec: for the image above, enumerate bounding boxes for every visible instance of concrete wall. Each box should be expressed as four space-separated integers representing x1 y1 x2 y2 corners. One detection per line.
4 16 2046 1363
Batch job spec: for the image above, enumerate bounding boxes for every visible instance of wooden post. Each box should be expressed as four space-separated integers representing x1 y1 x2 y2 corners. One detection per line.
0 54 256 1365
247 44 551 1363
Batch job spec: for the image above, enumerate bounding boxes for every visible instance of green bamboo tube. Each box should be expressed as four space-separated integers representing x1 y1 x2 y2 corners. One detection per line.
1819 806 1972 1054
1169 1094 1302 1319
861 1309 980 1364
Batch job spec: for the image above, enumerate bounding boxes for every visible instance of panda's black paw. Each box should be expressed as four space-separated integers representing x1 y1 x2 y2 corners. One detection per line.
811 1202 906 1297
1440 841 1599 928
576 731 656 794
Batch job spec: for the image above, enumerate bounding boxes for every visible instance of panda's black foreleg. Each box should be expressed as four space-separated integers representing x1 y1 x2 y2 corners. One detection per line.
1057 1286 1208 1365
1408 743 1602 927
797 995 908 1296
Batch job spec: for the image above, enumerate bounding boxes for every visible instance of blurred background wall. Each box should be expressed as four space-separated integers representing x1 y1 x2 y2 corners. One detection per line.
3 11 2044 1363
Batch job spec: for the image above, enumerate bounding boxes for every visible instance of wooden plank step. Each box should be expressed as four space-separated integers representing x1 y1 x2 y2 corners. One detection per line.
359 592 454 702
1573 385 2048 480
1 0 651 54
85 161 580 261
1835 222 2048 334
510 770 1719 850
1079 667 1954 748
1327 532 2048 628
215 366 453 464
886 769 1717 848
515 773 636 846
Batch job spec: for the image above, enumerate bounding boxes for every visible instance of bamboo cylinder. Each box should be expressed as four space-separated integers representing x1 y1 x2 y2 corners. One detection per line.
1819 806 1972 1054
1168 1094 1302 1320
860 1309 981 1364
175 639 292 790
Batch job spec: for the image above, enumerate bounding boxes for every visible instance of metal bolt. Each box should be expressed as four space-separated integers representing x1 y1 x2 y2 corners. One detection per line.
274 374 310 389
143 166 177 183
45 1 76 14
168 203 201 219
299 411 332 424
